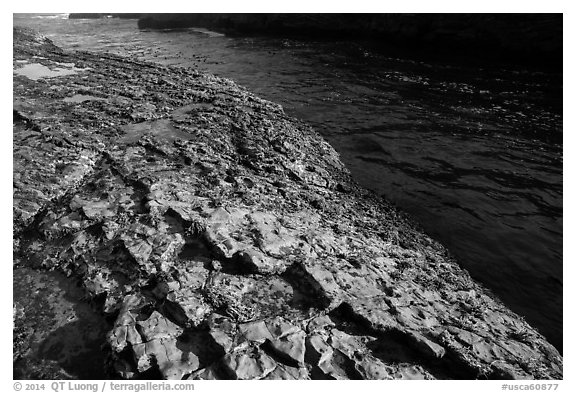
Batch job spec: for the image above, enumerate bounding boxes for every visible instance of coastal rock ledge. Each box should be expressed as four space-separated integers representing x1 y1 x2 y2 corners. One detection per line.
13 27 562 380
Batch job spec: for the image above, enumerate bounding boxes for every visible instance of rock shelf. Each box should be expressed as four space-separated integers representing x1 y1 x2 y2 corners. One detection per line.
13 27 562 380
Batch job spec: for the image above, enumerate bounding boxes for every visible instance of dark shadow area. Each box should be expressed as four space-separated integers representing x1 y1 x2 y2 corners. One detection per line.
35 319 108 379
13 268 111 379
177 328 226 368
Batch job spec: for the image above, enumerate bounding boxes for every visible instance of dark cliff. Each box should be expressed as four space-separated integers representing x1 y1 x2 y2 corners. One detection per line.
138 13 562 68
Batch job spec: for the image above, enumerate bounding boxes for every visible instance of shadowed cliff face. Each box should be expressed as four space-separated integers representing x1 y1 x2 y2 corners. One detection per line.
13 27 562 380
137 14 562 68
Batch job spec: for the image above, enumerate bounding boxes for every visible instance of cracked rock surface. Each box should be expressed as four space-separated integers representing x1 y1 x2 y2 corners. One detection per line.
13 27 562 380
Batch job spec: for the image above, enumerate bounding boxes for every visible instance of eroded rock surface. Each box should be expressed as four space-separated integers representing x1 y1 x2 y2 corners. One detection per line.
13 27 562 380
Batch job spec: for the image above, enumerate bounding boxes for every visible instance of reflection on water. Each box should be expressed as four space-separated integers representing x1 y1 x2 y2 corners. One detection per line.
14 15 563 350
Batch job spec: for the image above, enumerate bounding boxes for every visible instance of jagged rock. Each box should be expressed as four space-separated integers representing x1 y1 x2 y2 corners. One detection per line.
306 315 335 333
110 306 201 379
306 334 333 365
238 321 273 343
206 313 236 353
108 295 148 352
354 355 394 380
161 266 212 327
391 365 435 380
107 297 198 379
237 249 278 274
317 348 361 380
267 330 307 365
285 263 341 309
137 311 182 341
490 361 533 380
329 329 364 358
407 332 446 359
221 347 277 380
187 366 220 380
132 337 200 380
162 295 211 328
266 317 300 338
263 363 310 380
341 298 399 332
204 207 240 259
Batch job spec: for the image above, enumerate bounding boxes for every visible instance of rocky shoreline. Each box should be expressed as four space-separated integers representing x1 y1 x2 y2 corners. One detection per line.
13 27 562 380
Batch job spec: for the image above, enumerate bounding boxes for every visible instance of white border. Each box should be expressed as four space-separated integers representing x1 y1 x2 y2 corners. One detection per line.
3 2 573 391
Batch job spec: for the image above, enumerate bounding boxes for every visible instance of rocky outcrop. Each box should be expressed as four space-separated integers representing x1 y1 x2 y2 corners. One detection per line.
137 14 562 67
13 27 562 380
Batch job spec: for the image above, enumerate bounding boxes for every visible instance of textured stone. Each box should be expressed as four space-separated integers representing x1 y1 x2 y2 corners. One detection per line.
132 338 200 379
306 334 333 365
268 330 307 365
408 332 446 359
187 366 220 380
238 321 273 343
136 311 182 341
222 349 277 380
307 315 335 333
263 364 310 380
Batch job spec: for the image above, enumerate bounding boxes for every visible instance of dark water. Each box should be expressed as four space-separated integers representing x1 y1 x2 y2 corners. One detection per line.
14 14 563 351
